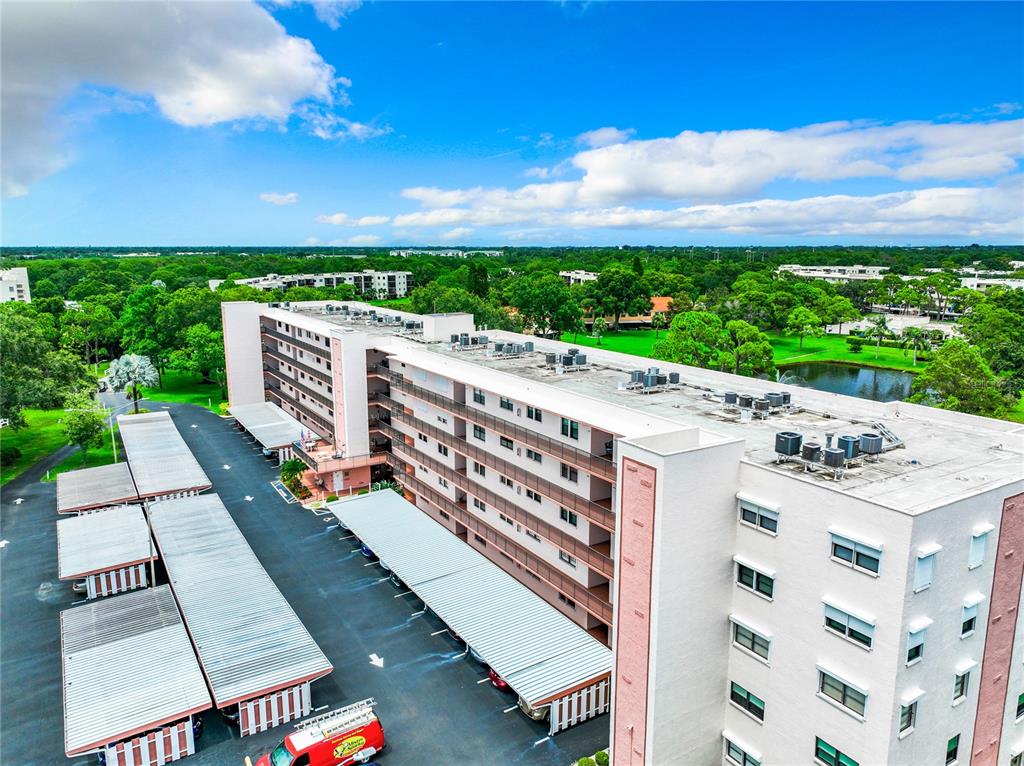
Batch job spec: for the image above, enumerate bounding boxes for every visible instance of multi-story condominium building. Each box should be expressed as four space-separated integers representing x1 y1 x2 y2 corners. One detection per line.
389 249 503 258
209 270 412 298
561 269 600 286
0 267 31 302
222 299 1024 766
777 264 890 283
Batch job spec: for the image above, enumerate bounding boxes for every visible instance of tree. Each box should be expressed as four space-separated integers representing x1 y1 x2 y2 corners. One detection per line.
909 339 1006 416
864 314 890 359
61 392 106 467
590 265 652 330
720 320 776 377
591 317 607 346
107 354 159 414
900 327 929 366
507 274 581 338
467 262 490 298
62 301 116 368
651 312 668 339
653 311 726 368
170 323 226 394
817 295 861 333
785 306 822 350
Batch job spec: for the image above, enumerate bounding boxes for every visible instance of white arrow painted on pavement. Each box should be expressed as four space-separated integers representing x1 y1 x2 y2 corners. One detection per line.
0 540 9 548
13 498 24 505
244 495 254 502
369 654 384 668
191 424 198 429
223 465 231 470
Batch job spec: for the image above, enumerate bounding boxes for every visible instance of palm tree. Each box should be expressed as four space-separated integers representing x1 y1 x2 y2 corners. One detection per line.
106 354 159 414
592 317 607 346
651 312 668 339
901 327 929 366
865 315 890 360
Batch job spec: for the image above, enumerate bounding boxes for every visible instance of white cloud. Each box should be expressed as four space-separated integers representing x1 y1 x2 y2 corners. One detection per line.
340 234 382 246
260 191 299 205
315 212 391 226
576 126 635 148
440 227 474 241
303 236 322 245
302 109 393 141
536 132 555 147
524 167 551 179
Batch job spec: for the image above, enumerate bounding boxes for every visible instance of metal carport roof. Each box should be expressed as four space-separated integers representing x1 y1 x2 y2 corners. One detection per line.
57 505 155 580
328 491 611 707
117 411 212 498
61 585 211 756
56 462 139 514
229 401 306 449
148 494 333 708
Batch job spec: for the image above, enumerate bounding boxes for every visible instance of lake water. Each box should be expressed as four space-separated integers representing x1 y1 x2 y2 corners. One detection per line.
780 362 914 402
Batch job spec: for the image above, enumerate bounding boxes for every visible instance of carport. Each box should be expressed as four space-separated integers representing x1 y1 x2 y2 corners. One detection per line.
56 462 140 513
328 491 612 735
148 493 334 737
56 505 155 599
61 585 211 765
117 411 212 501
228 401 305 462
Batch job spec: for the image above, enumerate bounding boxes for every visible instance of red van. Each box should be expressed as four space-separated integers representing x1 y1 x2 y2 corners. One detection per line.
256 699 385 766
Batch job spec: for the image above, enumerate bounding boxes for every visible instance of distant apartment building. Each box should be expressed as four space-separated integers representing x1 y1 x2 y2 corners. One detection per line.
389 249 503 258
777 264 890 283
560 269 599 286
0 267 31 303
222 299 1024 766
209 270 412 299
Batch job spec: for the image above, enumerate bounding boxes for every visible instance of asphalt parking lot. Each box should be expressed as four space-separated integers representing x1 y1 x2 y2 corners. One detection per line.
1 400 608 765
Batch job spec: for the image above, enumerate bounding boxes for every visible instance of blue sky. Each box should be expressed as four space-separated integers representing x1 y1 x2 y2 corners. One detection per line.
2 1 1022 246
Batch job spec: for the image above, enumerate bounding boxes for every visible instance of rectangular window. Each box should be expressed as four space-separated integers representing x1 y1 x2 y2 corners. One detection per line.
736 562 775 599
962 604 978 637
560 418 579 440
830 533 881 574
500 475 513 488
732 621 771 661
1016 693 1024 720
472 497 486 512
946 735 959 765
560 463 579 482
473 388 486 405
417 432 428 442
473 462 486 477
500 397 514 411
953 672 969 703
526 448 542 463
1010 755 1022 766
527 406 542 422
525 488 541 503
739 500 779 534
815 737 858 766
914 552 936 591
560 507 578 526
559 551 577 567
899 701 916 733
473 534 486 546
557 593 576 609
725 739 761 766
823 604 874 648
525 529 541 542
437 444 449 457
473 425 486 441
969 531 989 569
818 670 867 716
438 477 448 489
499 436 513 450
729 681 765 721
907 628 927 664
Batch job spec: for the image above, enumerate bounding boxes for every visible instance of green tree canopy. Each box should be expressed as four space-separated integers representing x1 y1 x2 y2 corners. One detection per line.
785 306 822 350
61 391 107 467
909 338 1007 416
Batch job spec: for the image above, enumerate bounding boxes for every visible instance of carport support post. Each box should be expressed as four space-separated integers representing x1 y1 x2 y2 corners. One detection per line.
144 500 156 589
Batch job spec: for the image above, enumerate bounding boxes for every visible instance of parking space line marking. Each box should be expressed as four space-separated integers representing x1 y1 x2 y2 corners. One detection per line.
392 591 412 598
313 705 329 712
503 705 518 713
453 650 468 659
533 737 551 746
377 576 392 582
430 629 448 636
411 609 426 617
476 678 490 684
338 535 355 540
363 562 377 567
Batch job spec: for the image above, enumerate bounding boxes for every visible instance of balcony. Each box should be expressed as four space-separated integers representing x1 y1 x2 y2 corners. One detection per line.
262 346 332 384
260 326 331 361
292 440 388 473
264 380 334 437
264 367 334 407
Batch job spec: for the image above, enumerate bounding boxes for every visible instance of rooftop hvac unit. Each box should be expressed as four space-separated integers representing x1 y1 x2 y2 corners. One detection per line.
668 372 680 384
495 342 505 352
643 374 657 388
326 304 335 312
775 431 802 456
823 447 846 468
753 398 770 413
545 353 558 365
724 391 738 405
630 370 644 383
451 334 460 343
479 335 489 345
470 336 479 345
460 337 470 346
562 354 575 366
859 433 884 455
781 391 792 405
524 341 534 352
575 354 587 365
837 435 860 459
801 442 822 462
567 348 579 356
647 366 660 375
656 374 668 385
738 394 753 409
765 392 785 408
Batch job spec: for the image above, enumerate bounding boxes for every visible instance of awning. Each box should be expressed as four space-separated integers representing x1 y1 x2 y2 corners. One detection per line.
61 585 211 756
117 411 211 498
229 401 305 449
328 491 611 708
57 505 155 579
56 463 139 514
148 494 333 707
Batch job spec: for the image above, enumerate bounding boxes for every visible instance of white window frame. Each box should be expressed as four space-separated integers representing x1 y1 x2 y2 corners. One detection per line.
823 600 875 649
734 556 775 601
737 496 779 536
969 524 993 569
729 615 773 664
816 665 868 719
914 544 942 592
830 530 882 576
723 734 762 766
952 668 971 705
899 699 918 737
906 623 929 666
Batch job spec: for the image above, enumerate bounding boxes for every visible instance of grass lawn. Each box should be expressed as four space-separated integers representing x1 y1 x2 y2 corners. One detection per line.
559 329 661 357
766 333 928 372
140 369 226 412
370 298 412 311
41 426 122 482
0 409 70 485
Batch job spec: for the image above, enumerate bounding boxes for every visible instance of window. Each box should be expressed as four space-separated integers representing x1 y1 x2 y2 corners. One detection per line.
815 737 858 766
907 628 927 664
558 593 576 609
1011 755 1022 766
437 444 449 457
526 448 542 463
731 620 771 661
473 497 486 512
946 734 959 765
437 477 448 489
525 529 541 542
914 551 937 591
559 551 577 567
970 528 991 569
818 670 867 717
499 513 513 527
527 406 542 422
474 534 486 546
526 488 541 503
560 507 578 526
739 500 779 534
953 672 970 703
730 681 765 721
499 397 514 411
500 475 513 488
473 388 486 405
1017 693 1024 720
961 604 979 637
499 436 513 450
561 418 579 440
473 462 486 477
725 739 761 766
736 562 774 599
899 701 916 733
830 533 881 575
560 463 579 482
439 510 450 521
473 425 486 441
823 604 874 648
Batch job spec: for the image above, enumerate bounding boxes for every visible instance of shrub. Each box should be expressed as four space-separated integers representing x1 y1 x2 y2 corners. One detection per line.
325 494 339 502
577 759 597 766
847 337 864 354
595 752 609 766
0 445 22 464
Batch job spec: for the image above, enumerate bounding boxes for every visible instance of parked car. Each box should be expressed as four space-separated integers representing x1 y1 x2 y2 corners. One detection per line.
488 668 511 692
388 572 405 589
221 705 240 727
255 699 384 766
72 580 87 595
359 544 376 560
518 696 550 721
468 646 487 665
377 559 391 572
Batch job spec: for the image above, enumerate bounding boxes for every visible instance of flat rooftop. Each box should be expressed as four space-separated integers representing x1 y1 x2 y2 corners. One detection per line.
56 505 154 580
287 302 1024 514
56 462 139 514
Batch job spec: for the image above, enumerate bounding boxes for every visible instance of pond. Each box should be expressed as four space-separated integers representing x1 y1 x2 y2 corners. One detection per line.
780 362 914 402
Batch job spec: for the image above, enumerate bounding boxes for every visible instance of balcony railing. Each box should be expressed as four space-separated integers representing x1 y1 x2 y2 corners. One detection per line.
377 394 614 531
292 440 387 472
262 346 332 384
263 366 334 408
368 365 616 481
260 326 331 361
383 428 613 578
384 453 613 626
264 381 334 437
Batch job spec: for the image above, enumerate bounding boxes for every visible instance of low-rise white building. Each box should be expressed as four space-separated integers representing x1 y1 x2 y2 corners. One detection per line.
777 264 890 283
209 270 412 298
560 269 599 286
0 267 31 302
